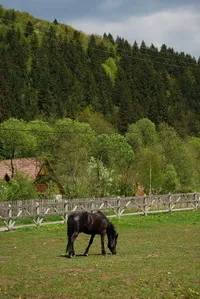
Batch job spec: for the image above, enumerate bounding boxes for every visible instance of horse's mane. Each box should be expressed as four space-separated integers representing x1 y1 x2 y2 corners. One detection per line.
107 221 117 237
94 211 116 237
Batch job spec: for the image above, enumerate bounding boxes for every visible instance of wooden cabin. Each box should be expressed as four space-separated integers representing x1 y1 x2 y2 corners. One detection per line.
0 158 62 195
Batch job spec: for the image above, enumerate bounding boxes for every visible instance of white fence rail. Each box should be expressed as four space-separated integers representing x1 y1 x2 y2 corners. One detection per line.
0 193 199 230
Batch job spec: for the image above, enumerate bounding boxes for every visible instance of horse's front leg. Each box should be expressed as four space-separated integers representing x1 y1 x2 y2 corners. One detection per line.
101 230 106 255
84 234 95 256
69 232 79 258
66 238 70 256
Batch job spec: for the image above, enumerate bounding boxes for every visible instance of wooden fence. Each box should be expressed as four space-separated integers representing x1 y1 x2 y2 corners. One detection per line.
0 193 199 230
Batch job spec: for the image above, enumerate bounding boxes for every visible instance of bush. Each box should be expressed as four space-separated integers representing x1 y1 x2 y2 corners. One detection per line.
0 171 38 201
0 180 8 201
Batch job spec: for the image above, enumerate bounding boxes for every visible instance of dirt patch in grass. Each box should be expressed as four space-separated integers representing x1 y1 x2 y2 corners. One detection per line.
58 267 96 274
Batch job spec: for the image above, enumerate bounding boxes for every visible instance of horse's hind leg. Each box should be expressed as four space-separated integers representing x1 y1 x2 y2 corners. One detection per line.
84 234 95 256
66 235 71 256
69 231 79 258
66 225 73 256
101 230 106 255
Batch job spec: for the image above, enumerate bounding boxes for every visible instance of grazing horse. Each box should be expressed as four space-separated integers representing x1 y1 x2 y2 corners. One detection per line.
66 211 118 258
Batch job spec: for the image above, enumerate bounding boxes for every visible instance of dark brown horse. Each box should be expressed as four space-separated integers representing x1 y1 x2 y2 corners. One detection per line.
66 211 118 258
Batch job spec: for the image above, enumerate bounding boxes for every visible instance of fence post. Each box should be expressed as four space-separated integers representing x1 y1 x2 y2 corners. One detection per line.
91 200 95 212
143 197 148 216
7 204 15 230
193 192 198 210
168 193 172 212
35 202 42 226
64 200 69 223
117 198 121 218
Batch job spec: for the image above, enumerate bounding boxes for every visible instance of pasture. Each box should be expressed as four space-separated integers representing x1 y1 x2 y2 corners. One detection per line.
0 211 200 299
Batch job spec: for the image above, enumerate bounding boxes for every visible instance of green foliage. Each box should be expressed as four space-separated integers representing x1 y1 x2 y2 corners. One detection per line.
94 133 133 170
25 20 34 37
158 122 196 191
87 157 116 197
49 118 96 198
26 120 54 158
0 180 8 200
0 171 38 201
102 57 118 84
77 106 117 134
0 118 36 159
53 18 58 25
161 164 180 194
113 68 133 133
91 134 135 196
135 147 163 195
126 118 158 150
54 118 95 149
1 116 200 198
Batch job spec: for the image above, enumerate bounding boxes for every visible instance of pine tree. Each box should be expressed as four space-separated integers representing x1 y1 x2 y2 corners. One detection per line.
25 21 34 38
53 18 58 25
113 68 133 133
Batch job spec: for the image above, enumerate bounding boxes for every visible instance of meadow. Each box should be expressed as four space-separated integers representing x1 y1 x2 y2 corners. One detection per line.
0 211 200 299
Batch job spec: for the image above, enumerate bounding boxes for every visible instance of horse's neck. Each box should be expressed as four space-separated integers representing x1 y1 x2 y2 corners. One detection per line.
96 211 106 217
107 223 115 237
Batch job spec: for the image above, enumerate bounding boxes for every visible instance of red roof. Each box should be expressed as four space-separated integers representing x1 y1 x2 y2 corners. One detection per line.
0 158 43 180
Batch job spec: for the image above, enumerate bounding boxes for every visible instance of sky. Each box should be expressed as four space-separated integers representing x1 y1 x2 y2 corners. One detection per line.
1 0 200 58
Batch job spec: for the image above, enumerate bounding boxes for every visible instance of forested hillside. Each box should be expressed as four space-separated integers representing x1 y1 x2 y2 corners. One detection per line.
1 5 200 199
0 5 200 135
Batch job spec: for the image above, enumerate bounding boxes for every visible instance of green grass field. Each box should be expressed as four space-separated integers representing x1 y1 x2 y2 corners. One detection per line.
0 211 200 299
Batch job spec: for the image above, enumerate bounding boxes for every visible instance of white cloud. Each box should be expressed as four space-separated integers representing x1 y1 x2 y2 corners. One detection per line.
66 6 200 58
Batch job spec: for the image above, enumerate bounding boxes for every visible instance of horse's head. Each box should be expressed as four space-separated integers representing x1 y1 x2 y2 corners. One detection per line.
108 233 118 254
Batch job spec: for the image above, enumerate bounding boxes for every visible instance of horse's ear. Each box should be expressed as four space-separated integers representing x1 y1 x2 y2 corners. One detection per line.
115 233 119 239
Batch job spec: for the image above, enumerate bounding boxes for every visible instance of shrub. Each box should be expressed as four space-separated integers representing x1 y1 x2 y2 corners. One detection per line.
0 171 38 201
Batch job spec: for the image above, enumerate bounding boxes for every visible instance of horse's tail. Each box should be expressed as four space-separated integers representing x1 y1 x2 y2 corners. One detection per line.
66 241 69 254
66 216 73 254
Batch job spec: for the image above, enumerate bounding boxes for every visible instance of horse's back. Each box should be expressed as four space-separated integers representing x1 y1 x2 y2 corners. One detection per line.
67 211 108 235
67 211 93 230
68 211 91 224
83 211 108 234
